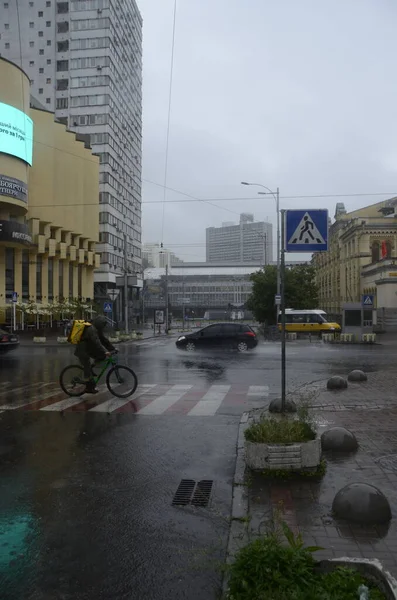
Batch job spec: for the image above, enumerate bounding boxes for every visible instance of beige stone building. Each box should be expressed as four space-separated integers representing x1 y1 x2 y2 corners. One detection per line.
313 199 397 326
0 57 100 327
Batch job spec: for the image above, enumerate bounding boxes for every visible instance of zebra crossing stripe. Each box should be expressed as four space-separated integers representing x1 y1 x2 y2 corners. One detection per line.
137 385 193 415
91 384 157 413
187 385 231 416
40 384 108 411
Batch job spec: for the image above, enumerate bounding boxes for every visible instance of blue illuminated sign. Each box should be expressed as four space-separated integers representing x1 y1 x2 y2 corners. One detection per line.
0 102 33 166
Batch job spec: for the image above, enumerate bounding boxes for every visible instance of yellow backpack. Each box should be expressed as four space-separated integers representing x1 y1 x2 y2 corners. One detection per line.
67 320 92 344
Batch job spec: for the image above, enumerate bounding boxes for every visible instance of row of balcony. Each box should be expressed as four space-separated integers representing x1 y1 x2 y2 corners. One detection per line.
35 235 100 266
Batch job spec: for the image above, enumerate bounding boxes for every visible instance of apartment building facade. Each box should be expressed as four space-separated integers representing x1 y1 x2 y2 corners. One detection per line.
0 0 143 325
206 214 273 264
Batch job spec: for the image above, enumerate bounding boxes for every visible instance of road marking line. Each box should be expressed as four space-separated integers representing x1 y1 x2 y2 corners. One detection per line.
0 382 54 398
90 384 157 413
187 385 231 416
40 384 108 411
137 384 192 415
248 385 269 397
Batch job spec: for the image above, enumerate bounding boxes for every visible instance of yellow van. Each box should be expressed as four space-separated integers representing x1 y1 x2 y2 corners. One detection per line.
277 310 341 334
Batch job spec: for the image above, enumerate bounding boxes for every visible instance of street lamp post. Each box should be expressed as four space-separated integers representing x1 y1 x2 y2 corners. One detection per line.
241 182 280 297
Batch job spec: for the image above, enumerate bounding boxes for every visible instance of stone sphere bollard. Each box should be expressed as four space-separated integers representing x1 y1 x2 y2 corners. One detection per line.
327 376 348 390
269 397 297 413
347 370 368 382
333 483 392 524
321 427 358 452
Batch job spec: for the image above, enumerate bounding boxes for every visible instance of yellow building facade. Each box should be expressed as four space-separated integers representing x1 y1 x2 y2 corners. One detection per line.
0 57 100 326
313 200 397 319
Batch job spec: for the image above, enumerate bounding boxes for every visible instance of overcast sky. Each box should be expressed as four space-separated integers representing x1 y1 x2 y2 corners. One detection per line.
138 0 397 262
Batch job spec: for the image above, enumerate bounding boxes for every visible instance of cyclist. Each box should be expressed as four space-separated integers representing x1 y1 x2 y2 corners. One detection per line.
74 316 116 394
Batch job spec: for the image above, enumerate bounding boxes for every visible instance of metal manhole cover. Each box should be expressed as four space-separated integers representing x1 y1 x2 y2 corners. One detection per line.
172 479 213 508
376 455 397 472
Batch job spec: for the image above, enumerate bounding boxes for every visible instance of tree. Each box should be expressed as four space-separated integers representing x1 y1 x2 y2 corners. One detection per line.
247 264 319 324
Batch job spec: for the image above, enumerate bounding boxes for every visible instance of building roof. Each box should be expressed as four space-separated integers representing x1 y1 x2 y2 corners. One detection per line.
144 260 308 279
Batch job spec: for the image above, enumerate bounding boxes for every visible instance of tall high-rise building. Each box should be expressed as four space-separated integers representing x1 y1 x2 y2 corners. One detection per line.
206 214 273 264
0 0 143 321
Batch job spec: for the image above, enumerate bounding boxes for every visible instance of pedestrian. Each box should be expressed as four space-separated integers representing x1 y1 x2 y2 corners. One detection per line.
74 316 116 394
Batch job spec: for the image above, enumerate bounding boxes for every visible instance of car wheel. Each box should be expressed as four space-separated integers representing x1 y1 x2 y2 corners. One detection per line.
237 341 249 353
185 341 196 351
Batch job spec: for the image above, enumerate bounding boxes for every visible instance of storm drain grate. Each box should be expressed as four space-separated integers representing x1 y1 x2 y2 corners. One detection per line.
191 480 213 507
172 479 196 506
172 479 214 508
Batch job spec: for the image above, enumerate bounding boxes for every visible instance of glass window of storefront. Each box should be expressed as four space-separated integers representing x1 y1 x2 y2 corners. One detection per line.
5 248 14 301
36 256 42 300
59 261 64 300
48 258 54 300
22 250 29 300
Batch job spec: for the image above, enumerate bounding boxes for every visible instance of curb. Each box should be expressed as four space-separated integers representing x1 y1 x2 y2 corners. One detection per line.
222 411 251 596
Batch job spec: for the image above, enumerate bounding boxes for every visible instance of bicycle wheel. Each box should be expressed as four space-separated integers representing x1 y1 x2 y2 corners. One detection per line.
60 365 87 397
106 365 138 398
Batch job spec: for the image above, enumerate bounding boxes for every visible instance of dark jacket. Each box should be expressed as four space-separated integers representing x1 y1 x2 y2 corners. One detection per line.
74 316 115 361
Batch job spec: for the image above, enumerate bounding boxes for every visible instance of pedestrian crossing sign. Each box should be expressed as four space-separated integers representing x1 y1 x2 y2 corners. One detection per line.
285 209 328 252
362 295 374 307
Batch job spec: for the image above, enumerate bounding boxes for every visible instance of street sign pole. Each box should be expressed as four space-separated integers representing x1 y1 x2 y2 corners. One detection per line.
280 210 286 413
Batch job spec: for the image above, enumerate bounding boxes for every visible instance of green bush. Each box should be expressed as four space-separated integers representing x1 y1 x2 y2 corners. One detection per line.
226 524 385 600
244 417 315 444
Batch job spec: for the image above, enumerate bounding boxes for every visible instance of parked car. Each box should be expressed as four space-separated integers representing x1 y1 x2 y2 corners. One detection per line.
0 328 19 353
176 323 258 352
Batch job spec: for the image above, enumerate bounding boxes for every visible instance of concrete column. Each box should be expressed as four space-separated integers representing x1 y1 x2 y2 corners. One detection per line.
42 256 48 304
29 251 37 300
14 249 22 299
73 263 78 300
53 258 59 301
0 247 5 319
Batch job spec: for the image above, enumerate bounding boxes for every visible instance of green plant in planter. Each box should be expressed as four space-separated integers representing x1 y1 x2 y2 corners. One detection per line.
226 522 386 600
245 417 316 444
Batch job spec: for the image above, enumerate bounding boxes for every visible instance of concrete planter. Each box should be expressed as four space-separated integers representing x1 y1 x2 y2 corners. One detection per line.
57 336 68 344
136 333 143 339
316 558 397 599
109 337 120 344
245 437 321 471
33 336 46 343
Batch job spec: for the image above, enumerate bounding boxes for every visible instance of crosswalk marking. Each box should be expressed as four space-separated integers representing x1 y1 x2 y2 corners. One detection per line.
187 385 231 416
0 383 274 415
90 384 157 413
137 384 193 415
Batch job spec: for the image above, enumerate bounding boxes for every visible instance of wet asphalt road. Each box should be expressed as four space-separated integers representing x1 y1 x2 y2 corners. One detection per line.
0 336 396 600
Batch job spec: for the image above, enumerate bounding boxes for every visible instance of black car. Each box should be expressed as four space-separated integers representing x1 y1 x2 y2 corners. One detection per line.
176 323 258 352
0 328 19 353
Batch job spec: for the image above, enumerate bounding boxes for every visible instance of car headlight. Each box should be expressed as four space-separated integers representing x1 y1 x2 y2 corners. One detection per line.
178 336 186 341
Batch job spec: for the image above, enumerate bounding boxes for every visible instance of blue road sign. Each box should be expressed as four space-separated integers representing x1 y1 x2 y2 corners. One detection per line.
362 295 374 307
103 301 112 313
285 209 328 253
12 291 18 303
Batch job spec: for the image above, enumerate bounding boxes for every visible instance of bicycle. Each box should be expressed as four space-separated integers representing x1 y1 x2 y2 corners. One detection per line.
59 351 138 399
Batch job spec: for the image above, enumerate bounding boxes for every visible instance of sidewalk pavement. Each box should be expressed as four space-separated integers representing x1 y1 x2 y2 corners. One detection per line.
18 329 171 347
228 372 397 578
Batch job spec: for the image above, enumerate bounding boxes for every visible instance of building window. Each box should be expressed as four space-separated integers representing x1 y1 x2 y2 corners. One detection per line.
69 263 74 297
30 21 35 27
5 248 14 300
59 260 64 299
38 31 43 37
57 21 69 33
4 24 10 30
47 58 51 64
5 42 9 49
46 21 51 26
46 1 51 6
30 41 35 47
39 49 44 55
57 116 68 126
4 2 9 7
57 59 68 71
38 88 43 94
36 256 42 300
47 40 51 46
22 251 29 301
57 2 69 13
46 98 50 103
48 258 54 300
39 67 44 73
29 1 34 5
57 40 69 51
38 10 43 16
56 97 68 109
56 78 68 90
371 241 380 263
29 60 35 66
46 77 51 83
